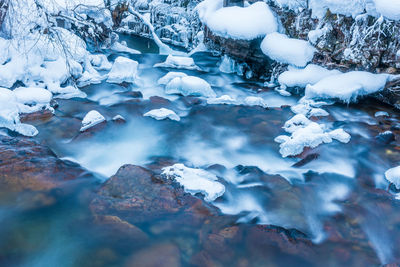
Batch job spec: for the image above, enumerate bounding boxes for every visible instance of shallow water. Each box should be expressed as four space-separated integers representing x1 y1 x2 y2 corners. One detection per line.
1 36 400 266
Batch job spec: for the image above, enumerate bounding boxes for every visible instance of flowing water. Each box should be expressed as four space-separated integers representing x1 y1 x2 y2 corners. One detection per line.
1 36 400 266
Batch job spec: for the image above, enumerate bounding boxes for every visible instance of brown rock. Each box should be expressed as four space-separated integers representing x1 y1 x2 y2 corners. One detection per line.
0 136 89 192
20 109 53 123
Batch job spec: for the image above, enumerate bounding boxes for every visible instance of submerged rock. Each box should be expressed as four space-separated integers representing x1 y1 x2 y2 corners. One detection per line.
0 136 89 192
90 164 216 225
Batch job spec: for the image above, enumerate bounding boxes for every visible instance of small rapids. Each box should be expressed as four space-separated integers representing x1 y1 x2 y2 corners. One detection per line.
1 36 400 266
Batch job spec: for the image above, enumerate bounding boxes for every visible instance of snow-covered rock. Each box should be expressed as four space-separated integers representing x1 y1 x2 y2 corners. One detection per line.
275 114 351 157
157 72 188 85
207 95 238 105
154 55 201 71
162 163 225 202
385 166 400 189
278 64 342 88
80 110 106 132
107 57 139 84
144 108 181 121
13 87 52 106
90 54 112 71
243 96 267 108
204 2 278 40
261 33 316 67
305 71 391 102
111 42 141 55
375 111 389 117
165 76 217 98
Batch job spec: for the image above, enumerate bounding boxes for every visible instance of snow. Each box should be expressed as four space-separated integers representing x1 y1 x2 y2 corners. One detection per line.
373 0 400 20
275 114 351 157
162 163 225 202
305 71 390 102
157 72 188 85
195 0 224 23
165 76 217 98
385 166 400 189
278 64 341 88
80 110 106 132
144 108 181 121
207 95 238 105
375 111 389 117
90 54 112 71
13 87 52 107
107 57 139 84
204 2 278 40
154 55 201 70
261 33 316 67
243 96 268 108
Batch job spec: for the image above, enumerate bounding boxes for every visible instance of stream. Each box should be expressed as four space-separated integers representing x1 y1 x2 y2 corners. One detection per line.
1 35 400 266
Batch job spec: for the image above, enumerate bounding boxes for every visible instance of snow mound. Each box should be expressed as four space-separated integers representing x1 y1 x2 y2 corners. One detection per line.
162 163 225 202
165 76 217 98
158 72 188 85
243 96 268 108
275 114 351 157
13 87 52 107
205 2 278 40
107 57 139 84
144 108 180 121
305 71 390 102
80 110 106 132
278 64 341 88
261 33 316 67
111 42 141 55
90 54 112 71
385 166 400 189
154 55 201 70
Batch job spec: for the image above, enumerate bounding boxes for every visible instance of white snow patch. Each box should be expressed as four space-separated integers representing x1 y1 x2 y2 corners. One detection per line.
144 108 180 121
157 72 188 85
165 76 217 98
375 111 389 117
207 95 238 105
162 163 225 202
204 2 278 40
374 0 400 21
107 57 139 84
261 33 316 67
385 166 400 189
80 110 106 132
278 64 341 88
154 55 201 70
305 71 390 102
275 114 351 157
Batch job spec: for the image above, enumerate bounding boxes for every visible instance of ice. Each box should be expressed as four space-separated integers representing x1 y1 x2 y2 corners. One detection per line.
106 56 139 84
154 55 201 70
157 72 188 85
261 33 316 67
204 2 278 40
291 97 331 118
165 76 217 98
275 114 351 157
375 111 389 117
144 108 181 121
80 110 106 132
278 64 341 88
162 163 225 202
305 71 390 102
219 55 237 74
385 166 400 189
